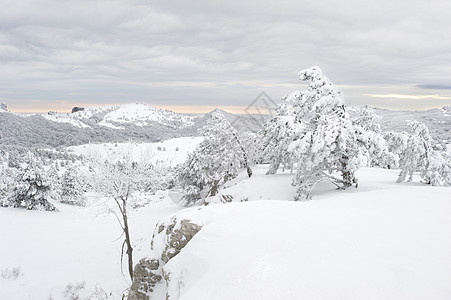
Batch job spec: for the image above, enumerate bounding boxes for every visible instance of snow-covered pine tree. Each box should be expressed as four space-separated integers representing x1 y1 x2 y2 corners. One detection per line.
179 110 252 206
60 165 86 206
285 67 367 200
259 103 299 174
10 152 58 211
351 106 397 168
386 120 451 185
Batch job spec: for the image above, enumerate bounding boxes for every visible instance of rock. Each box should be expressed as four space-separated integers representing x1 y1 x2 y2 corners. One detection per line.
128 218 202 300
0 103 7 112
71 106 85 113
128 259 161 300
162 219 202 263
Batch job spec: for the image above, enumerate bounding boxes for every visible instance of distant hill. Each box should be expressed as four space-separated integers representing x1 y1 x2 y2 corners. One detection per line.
372 106 451 143
0 104 199 148
0 103 450 148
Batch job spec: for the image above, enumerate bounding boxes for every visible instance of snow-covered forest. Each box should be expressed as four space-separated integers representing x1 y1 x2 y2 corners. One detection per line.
1 68 451 300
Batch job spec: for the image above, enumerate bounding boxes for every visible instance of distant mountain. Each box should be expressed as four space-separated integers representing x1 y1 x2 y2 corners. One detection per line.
41 103 195 130
1 103 450 148
0 104 199 148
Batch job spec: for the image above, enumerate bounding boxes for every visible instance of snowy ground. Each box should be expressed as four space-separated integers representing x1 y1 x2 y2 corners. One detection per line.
67 137 203 166
161 167 451 300
1 164 450 299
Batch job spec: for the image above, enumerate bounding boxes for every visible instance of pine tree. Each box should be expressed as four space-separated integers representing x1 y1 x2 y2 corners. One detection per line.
386 120 451 185
260 103 299 174
283 67 367 200
60 165 86 206
351 106 397 168
10 152 58 211
179 110 252 206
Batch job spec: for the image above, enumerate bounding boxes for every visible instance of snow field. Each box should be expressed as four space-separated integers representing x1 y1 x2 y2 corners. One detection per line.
160 167 451 300
67 137 203 167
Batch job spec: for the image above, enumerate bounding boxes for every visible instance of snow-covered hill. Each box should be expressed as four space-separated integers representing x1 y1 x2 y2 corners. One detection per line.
42 103 195 130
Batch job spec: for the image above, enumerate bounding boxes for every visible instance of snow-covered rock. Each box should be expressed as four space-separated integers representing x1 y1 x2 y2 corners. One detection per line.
129 216 203 300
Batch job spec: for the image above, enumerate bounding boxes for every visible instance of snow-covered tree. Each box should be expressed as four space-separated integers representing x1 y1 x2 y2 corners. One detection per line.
9 152 58 211
60 165 86 206
259 103 299 174
283 67 367 200
386 120 450 185
87 147 169 281
351 106 397 168
179 110 252 206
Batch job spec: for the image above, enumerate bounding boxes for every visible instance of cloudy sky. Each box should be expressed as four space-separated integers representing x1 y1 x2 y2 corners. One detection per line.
1 0 451 113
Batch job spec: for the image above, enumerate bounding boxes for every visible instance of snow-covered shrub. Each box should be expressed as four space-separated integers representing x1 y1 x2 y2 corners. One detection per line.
60 165 87 206
1 267 23 280
385 120 451 185
8 152 58 211
63 281 110 300
178 110 252 206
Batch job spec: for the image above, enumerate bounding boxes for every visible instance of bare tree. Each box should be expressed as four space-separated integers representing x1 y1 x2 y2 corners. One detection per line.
87 145 166 281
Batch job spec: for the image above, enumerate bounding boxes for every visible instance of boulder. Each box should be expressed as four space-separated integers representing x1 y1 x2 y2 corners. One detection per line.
71 107 85 113
128 217 202 300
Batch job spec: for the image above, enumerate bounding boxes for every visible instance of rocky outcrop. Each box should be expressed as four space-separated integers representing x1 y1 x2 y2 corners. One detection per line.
71 106 85 113
160 219 202 263
128 217 202 300
128 258 162 300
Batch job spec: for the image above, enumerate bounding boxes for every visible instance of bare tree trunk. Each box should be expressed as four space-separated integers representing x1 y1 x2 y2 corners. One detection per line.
121 195 134 281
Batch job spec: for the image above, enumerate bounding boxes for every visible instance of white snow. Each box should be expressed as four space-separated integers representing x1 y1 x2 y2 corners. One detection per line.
1 163 450 299
98 103 195 128
66 137 203 167
160 167 451 300
42 113 91 128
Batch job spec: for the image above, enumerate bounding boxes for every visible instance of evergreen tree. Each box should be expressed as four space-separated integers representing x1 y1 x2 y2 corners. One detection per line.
386 120 451 185
260 103 299 174
351 106 397 168
10 152 58 211
283 67 367 200
179 110 252 206
60 165 86 206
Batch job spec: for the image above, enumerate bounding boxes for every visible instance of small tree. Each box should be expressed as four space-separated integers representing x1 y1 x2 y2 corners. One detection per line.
351 106 397 168
88 147 166 281
179 110 252 206
60 165 86 206
10 152 58 211
386 120 451 185
260 103 299 174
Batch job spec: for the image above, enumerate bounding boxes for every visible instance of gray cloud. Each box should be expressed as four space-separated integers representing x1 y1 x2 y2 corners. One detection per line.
1 0 451 112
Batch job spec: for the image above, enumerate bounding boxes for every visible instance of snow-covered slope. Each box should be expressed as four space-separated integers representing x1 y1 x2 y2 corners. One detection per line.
152 167 451 300
1 166 450 299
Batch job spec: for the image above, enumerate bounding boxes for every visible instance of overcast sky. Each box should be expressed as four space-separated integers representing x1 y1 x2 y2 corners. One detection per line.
1 0 451 113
